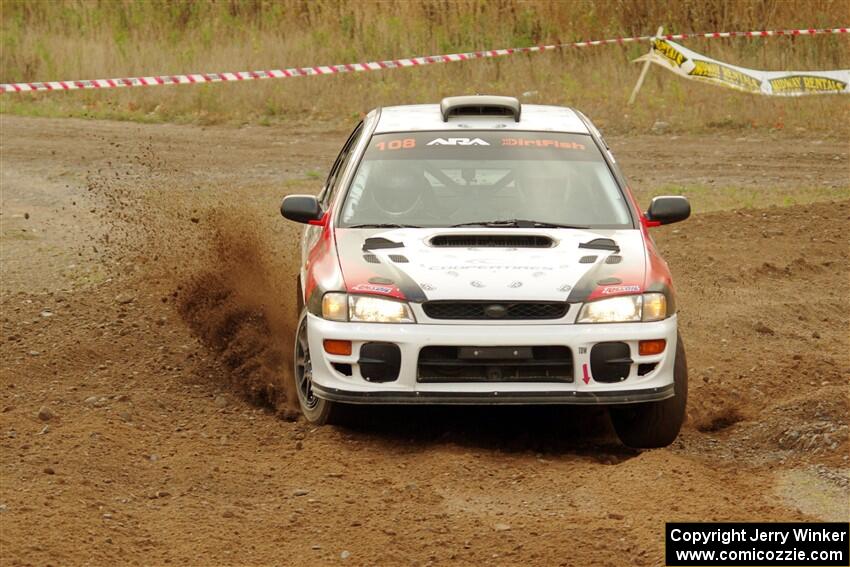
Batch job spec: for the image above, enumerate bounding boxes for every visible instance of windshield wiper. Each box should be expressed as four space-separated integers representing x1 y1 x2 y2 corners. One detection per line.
450 219 589 229
348 223 422 228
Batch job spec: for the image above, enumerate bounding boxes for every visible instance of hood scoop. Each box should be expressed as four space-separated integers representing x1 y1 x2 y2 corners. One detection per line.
430 234 554 248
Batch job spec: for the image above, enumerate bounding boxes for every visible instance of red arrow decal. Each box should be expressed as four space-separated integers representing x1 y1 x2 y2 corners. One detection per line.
582 363 591 384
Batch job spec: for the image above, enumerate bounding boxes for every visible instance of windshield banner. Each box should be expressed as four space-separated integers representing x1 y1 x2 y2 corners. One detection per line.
636 38 850 96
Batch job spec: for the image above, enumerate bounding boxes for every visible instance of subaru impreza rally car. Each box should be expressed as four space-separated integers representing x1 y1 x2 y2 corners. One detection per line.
281 96 691 448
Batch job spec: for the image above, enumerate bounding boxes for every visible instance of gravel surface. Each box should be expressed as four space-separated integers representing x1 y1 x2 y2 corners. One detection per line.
1 115 847 566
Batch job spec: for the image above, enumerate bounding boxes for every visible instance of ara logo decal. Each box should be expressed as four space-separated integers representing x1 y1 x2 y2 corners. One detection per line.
426 137 490 146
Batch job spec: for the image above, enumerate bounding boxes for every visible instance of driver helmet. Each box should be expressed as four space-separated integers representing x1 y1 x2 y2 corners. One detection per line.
368 161 425 217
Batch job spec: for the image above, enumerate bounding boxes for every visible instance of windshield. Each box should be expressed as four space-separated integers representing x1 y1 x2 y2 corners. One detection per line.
338 131 633 229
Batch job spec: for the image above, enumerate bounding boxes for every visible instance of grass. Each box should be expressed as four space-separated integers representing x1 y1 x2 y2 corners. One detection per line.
0 1 849 134
633 184 850 213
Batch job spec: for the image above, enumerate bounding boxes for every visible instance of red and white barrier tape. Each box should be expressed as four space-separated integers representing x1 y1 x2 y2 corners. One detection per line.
1 27 847 94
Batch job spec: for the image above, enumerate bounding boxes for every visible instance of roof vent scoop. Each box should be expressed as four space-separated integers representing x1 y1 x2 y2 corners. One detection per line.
440 95 521 122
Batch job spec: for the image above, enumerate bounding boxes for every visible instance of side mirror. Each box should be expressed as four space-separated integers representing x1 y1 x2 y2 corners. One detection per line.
645 196 691 225
281 195 324 224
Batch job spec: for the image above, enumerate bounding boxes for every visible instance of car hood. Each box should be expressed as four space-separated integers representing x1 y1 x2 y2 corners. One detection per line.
334 227 647 303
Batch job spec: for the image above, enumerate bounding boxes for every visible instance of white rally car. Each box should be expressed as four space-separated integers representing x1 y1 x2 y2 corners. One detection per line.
281 96 691 448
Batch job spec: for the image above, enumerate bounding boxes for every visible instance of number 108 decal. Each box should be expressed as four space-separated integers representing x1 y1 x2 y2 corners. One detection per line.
375 138 416 151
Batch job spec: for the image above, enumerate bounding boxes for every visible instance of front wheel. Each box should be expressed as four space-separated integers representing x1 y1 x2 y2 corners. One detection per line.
293 309 346 425
609 334 688 449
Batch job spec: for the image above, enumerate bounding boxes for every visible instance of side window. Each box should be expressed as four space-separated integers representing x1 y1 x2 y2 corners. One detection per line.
319 122 363 208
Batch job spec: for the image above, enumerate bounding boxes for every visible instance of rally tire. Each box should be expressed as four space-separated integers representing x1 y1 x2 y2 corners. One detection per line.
293 309 348 425
609 334 688 449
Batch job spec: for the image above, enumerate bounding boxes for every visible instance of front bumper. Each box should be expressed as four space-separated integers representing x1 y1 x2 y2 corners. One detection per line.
306 313 679 405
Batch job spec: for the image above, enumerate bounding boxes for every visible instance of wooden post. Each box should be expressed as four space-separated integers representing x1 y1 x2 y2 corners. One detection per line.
628 26 664 105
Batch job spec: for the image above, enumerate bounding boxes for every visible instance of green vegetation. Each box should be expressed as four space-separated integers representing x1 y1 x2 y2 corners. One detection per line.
633 184 850 213
1 0 848 133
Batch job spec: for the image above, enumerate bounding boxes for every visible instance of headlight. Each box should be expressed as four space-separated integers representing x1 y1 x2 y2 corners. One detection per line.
321 293 415 323
350 295 415 323
577 293 667 323
578 295 641 323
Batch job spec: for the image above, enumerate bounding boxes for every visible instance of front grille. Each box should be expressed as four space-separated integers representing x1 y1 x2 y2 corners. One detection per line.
429 234 554 248
418 345 573 383
422 301 569 320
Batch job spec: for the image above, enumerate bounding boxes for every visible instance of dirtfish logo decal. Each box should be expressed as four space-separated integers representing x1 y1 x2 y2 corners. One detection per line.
427 137 490 146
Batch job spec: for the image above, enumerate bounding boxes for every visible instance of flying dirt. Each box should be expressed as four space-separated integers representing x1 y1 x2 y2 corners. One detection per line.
0 115 847 566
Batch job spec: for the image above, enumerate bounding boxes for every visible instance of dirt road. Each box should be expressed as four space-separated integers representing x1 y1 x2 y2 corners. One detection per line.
1 116 847 566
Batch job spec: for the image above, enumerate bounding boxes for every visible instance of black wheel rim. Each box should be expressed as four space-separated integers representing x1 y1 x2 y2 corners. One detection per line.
295 317 319 410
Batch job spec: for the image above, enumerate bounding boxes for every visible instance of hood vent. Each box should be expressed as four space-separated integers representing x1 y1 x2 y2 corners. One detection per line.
430 234 554 248
362 237 404 251
579 238 619 252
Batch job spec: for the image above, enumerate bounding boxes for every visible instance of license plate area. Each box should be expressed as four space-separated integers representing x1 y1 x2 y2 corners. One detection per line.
458 346 533 360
